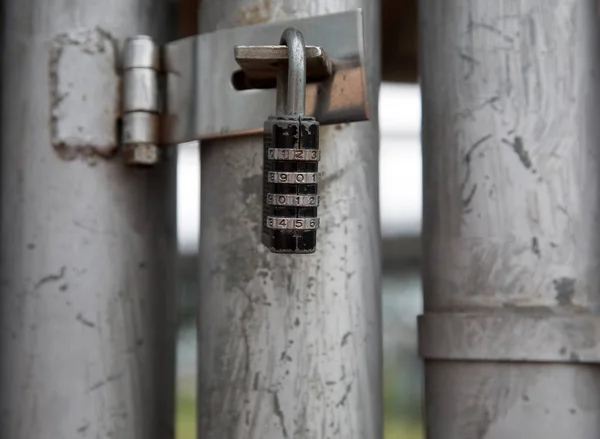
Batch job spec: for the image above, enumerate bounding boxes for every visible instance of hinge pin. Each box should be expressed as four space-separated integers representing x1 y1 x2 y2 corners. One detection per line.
121 36 161 166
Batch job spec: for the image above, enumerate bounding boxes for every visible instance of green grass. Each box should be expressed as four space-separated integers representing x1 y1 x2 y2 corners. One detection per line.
176 397 423 439
176 396 196 439
384 417 423 439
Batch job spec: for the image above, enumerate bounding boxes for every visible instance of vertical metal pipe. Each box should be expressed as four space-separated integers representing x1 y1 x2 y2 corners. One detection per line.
0 2 176 439
420 0 600 437
196 1 382 438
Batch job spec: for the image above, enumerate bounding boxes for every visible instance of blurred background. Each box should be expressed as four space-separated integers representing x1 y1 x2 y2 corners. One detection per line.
174 83 424 439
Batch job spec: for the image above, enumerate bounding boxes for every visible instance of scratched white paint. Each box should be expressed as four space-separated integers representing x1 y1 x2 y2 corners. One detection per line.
421 0 600 437
0 1 175 439
50 28 120 157
422 0 599 310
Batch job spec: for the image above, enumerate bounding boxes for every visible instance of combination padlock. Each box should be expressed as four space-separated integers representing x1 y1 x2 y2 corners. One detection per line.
262 27 320 254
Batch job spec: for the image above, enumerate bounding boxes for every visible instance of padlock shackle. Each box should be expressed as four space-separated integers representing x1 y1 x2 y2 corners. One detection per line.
276 27 306 117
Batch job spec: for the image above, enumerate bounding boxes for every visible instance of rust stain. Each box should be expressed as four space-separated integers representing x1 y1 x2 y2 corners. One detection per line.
237 0 272 26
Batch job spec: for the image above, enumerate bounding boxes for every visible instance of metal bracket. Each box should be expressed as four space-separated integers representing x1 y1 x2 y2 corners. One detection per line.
233 45 332 90
419 312 600 364
119 9 368 164
163 9 368 143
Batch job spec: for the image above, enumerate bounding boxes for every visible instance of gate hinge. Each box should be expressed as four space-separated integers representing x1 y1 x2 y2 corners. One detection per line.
120 36 162 166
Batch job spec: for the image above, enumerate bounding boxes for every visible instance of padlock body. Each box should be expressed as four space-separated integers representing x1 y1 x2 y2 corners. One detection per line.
263 115 320 253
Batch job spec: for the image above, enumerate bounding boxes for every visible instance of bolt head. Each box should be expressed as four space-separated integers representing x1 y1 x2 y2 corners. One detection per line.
123 144 160 166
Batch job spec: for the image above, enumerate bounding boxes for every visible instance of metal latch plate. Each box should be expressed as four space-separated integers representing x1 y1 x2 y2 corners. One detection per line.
234 45 332 89
163 9 368 143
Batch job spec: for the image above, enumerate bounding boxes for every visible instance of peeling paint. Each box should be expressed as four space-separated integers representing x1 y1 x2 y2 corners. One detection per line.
553 277 575 305
76 421 90 433
272 391 288 438
76 313 95 328
502 136 534 171
341 331 352 347
50 27 120 161
34 266 66 289
531 237 540 257
86 373 123 393
335 382 353 407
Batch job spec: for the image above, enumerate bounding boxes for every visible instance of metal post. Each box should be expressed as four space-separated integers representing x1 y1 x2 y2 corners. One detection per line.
196 1 382 438
0 1 176 439
420 1 600 438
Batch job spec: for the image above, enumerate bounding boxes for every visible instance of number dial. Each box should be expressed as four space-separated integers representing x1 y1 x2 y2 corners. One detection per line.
266 194 319 207
266 217 320 230
262 116 320 254
267 148 320 161
267 171 319 184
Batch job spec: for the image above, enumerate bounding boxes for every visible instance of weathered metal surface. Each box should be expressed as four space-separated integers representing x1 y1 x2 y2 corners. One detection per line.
0 1 176 438
426 363 600 439
196 0 382 437
163 9 369 142
420 313 600 363
421 0 600 437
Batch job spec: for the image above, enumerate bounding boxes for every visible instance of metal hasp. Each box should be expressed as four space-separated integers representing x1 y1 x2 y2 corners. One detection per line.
420 0 600 438
163 9 369 142
261 28 321 254
234 45 332 90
